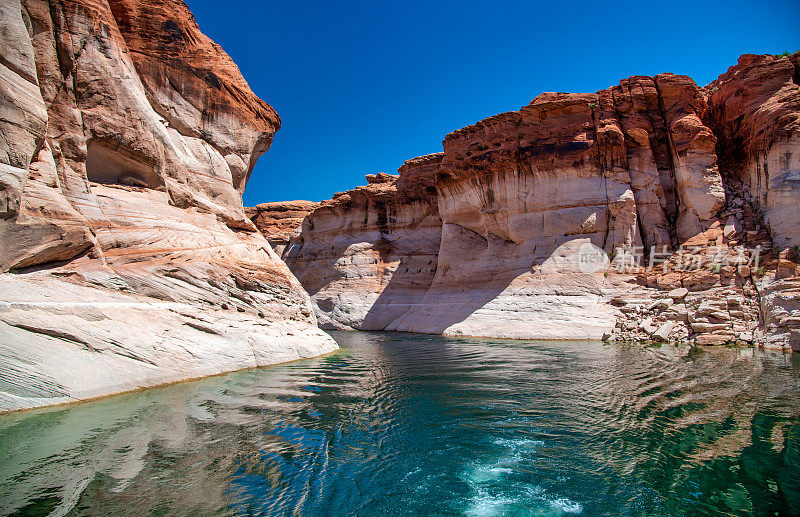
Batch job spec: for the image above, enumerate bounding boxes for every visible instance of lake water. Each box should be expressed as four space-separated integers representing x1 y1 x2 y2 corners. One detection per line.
1 331 800 516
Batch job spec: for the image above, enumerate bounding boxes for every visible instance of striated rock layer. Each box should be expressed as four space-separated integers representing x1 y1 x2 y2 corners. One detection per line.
0 0 337 413
246 200 319 256
705 53 800 348
282 160 443 330
274 53 800 350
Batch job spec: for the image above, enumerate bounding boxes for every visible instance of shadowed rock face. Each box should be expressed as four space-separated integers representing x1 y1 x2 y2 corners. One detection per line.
279 155 443 331
0 0 336 413
705 53 800 349
274 54 800 349
707 53 800 248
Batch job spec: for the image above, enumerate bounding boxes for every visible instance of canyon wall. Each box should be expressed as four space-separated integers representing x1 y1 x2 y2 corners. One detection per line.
708 54 800 248
705 53 800 348
272 53 800 350
247 200 319 255
0 0 336 413
282 157 443 330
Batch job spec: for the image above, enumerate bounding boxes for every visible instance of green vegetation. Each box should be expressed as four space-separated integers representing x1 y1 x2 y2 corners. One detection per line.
777 50 798 58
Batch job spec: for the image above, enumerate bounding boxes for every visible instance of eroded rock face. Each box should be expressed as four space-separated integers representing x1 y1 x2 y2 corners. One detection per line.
284 154 443 330
705 53 800 351
276 54 800 348
707 53 800 248
246 200 319 256
0 0 336 413
389 77 727 339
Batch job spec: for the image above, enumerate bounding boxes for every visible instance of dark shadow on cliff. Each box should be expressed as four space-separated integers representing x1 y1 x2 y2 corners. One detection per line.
358 227 523 334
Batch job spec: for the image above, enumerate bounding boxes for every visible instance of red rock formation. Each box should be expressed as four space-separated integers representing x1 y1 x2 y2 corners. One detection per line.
107 0 280 194
396 154 442 203
386 75 727 339
246 200 319 255
707 53 800 247
279 54 799 349
706 52 800 348
283 155 443 330
0 0 335 413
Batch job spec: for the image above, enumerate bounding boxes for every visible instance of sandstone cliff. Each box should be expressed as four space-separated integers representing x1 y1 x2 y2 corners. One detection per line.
705 53 800 348
0 0 337 413
273 53 800 350
246 200 319 256
281 158 443 330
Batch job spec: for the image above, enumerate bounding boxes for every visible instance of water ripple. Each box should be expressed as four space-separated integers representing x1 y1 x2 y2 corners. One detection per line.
1 333 800 515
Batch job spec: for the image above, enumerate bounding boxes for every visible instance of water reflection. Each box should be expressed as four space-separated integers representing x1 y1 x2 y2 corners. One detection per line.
1 332 799 516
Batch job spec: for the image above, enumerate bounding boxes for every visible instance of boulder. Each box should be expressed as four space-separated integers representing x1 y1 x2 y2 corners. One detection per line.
652 322 676 342
667 288 689 301
694 332 735 346
723 215 742 239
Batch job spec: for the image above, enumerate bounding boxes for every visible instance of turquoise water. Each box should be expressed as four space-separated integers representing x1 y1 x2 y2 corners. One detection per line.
1 331 800 516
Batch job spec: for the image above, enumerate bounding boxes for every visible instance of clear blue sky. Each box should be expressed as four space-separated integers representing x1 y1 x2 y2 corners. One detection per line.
184 0 799 205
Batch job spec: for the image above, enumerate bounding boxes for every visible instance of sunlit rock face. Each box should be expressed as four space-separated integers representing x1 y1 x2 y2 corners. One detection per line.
246 201 320 256
0 0 336 413
705 53 800 350
277 55 800 348
390 78 725 339
285 77 728 339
